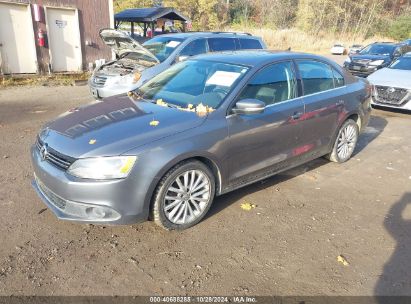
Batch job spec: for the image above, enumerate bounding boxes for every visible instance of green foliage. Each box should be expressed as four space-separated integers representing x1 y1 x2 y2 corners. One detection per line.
387 14 411 41
113 0 411 39
114 0 159 13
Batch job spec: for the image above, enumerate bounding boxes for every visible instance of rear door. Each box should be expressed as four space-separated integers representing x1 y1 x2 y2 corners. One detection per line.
208 38 237 52
296 60 346 155
238 38 263 50
226 61 305 186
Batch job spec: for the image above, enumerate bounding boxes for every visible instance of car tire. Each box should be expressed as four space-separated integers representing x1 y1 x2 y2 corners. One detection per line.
151 160 216 230
326 119 359 163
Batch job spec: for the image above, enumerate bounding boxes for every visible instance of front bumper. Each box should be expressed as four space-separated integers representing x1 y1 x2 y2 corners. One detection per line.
344 63 381 77
30 145 148 225
371 97 411 111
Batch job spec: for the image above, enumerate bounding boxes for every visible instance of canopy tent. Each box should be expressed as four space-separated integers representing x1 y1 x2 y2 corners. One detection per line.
114 7 190 38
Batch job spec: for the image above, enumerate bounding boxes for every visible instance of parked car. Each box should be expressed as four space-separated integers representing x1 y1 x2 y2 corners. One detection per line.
88 30 266 99
348 44 363 55
402 39 411 46
344 42 411 77
368 52 411 111
330 44 346 55
32 51 371 230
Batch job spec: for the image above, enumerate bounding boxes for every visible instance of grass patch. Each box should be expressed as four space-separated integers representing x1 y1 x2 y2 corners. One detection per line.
0 72 90 88
227 27 393 54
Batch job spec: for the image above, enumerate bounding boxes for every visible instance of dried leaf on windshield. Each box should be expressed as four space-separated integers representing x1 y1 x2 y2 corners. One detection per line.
195 103 215 117
156 99 168 107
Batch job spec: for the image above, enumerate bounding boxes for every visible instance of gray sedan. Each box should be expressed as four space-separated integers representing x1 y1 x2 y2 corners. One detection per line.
32 51 372 230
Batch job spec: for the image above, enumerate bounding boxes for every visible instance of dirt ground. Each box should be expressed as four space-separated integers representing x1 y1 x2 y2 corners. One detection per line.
0 84 410 297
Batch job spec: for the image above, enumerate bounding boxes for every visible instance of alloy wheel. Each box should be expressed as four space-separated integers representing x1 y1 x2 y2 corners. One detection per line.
163 170 211 225
337 124 358 160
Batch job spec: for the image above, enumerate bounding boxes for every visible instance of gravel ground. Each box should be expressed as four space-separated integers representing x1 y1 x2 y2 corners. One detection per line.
0 81 410 296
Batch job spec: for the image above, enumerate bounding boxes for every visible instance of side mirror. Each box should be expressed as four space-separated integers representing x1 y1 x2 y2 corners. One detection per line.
176 55 189 63
232 99 265 115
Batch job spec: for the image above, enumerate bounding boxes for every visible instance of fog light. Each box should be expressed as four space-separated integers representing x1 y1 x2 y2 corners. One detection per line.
86 207 108 219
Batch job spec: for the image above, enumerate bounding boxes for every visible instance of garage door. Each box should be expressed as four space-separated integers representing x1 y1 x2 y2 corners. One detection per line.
46 7 82 72
0 2 37 74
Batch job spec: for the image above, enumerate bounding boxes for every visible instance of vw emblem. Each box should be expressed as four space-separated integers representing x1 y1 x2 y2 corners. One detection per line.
40 144 48 161
387 87 396 94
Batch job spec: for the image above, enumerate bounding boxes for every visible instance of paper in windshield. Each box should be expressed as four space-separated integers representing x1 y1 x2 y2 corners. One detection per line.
206 71 241 87
166 41 181 48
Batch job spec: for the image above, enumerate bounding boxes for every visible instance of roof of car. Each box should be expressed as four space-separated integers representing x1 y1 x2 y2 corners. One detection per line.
155 32 259 39
191 50 335 67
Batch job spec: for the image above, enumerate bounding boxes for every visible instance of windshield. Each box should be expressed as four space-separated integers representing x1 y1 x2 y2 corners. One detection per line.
359 44 396 56
143 37 185 62
137 60 249 109
389 56 411 70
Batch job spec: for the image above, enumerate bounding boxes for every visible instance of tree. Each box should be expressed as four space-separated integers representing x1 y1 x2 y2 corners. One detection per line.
388 13 411 40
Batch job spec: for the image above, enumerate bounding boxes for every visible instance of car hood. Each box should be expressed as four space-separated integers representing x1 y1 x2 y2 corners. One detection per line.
350 54 391 62
39 95 207 159
367 68 411 89
99 28 159 63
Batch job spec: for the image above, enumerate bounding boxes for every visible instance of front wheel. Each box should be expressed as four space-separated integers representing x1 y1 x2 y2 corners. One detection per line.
151 160 215 230
326 119 359 163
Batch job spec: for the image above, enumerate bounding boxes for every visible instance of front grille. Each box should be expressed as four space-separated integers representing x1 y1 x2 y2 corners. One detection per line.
35 177 67 210
374 86 410 106
93 76 107 87
36 138 75 170
352 59 370 65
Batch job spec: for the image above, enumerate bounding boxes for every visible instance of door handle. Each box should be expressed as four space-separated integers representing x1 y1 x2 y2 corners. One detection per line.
291 112 303 120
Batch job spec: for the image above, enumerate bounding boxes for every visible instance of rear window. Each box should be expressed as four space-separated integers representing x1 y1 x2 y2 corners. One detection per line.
297 60 335 95
208 38 236 52
239 38 263 50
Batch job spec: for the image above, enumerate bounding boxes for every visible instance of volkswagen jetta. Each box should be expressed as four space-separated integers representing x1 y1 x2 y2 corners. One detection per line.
32 51 372 230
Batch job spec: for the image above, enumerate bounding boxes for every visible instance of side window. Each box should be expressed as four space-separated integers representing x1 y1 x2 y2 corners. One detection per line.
208 38 236 52
179 39 207 57
297 60 335 95
332 68 344 88
238 61 297 106
239 38 263 50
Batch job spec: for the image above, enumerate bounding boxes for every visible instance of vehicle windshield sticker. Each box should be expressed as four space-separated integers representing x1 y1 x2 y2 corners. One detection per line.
166 41 181 48
206 71 241 87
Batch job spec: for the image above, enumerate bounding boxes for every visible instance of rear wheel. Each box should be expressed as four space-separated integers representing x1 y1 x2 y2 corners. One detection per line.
326 119 359 163
151 160 215 230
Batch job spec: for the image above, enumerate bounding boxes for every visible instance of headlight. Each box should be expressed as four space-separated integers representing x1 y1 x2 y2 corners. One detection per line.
344 57 351 63
106 72 141 86
369 60 384 66
67 156 137 180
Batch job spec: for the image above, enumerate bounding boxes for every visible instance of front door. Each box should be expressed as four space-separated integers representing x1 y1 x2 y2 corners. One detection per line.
46 7 82 72
226 61 305 187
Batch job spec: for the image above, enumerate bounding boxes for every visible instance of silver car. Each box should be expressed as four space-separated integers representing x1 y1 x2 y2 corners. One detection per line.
33 51 371 230
88 29 266 99
368 52 411 111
